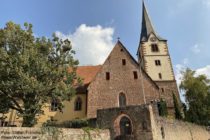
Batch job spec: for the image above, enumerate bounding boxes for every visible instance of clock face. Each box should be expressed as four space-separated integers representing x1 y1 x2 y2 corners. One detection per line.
150 37 156 42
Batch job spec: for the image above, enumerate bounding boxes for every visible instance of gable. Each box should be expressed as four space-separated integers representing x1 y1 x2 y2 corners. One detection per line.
87 41 160 118
88 41 159 90
103 41 139 68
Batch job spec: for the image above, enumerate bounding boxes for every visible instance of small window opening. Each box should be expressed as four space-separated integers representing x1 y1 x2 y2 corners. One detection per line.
159 73 162 79
133 71 138 79
161 127 165 139
120 48 124 52
51 100 58 111
75 97 82 111
151 44 159 52
161 88 164 93
122 59 126 65
106 72 110 80
155 60 161 66
142 121 147 130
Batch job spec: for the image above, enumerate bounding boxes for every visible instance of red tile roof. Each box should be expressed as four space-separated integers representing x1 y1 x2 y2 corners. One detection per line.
76 65 102 85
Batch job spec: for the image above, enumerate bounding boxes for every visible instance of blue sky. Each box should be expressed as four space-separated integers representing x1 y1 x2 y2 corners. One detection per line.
1 0 210 82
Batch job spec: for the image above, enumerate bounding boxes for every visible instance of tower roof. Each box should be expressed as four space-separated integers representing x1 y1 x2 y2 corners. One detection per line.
140 1 165 41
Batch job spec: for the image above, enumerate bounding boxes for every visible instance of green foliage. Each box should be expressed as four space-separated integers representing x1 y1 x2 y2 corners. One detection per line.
82 127 99 140
172 93 183 120
43 119 89 128
62 119 89 128
41 125 63 140
42 119 96 140
0 96 10 113
0 21 80 127
180 68 210 126
158 98 168 117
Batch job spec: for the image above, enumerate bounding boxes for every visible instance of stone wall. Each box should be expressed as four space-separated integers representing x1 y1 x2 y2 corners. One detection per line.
97 105 155 140
97 104 210 140
156 81 180 107
155 80 180 116
0 127 110 140
154 118 210 140
87 42 160 118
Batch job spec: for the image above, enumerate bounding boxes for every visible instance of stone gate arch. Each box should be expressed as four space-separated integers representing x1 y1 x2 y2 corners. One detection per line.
113 114 133 139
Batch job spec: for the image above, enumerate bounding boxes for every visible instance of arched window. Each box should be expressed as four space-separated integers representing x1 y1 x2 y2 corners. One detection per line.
119 93 126 107
74 97 82 111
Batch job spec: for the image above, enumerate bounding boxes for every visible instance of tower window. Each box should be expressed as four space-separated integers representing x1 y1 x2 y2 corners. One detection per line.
159 73 162 79
74 97 82 111
133 71 138 79
155 60 161 66
106 72 110 80
122 59 126 65
151 44 159 52
161 88 164 93
51 99 58 111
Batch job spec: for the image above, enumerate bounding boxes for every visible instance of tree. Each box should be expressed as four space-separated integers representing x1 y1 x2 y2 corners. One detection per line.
172 92 182 120
158 98 168 117
180 68 210 126
0 22 80 127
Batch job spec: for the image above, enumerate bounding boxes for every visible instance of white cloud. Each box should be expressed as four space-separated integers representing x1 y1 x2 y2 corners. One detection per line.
196 65 210 78
175 64 186 86
174 64 186 102
174 57 189 86
191 44 201 54
175 64 210 86
55 24 114 65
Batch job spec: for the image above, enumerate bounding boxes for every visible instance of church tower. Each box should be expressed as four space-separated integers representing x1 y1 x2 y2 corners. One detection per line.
138 2 180 113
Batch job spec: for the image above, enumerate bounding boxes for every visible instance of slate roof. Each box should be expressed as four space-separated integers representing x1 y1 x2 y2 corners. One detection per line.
140 1 165 42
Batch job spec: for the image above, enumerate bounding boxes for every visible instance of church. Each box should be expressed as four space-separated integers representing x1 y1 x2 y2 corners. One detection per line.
86 1 180 119
2 1 180 129
2 2 210 140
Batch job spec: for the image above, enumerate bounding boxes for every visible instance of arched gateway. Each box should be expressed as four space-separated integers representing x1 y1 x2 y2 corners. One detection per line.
120 116 132 135
97 105 155 140
114 114 133 140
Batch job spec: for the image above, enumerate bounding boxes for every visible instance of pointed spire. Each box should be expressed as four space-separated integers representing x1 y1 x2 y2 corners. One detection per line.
140 1 165 41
